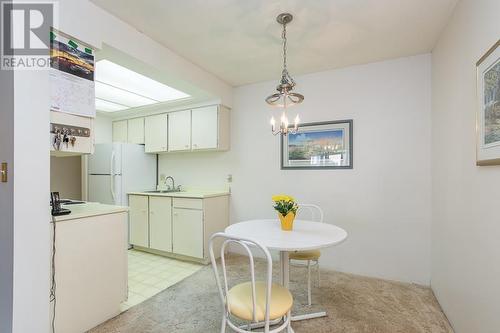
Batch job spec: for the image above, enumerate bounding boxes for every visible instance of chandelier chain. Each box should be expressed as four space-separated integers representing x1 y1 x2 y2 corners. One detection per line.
282 22 287 72
281 21 296 87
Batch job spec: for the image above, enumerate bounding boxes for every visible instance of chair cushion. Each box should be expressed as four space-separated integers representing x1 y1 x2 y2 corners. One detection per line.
289 250 321 260
227 281 293 322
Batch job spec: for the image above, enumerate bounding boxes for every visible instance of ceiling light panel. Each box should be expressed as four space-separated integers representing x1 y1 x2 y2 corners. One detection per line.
95 81 158 108
95 60 190 102
95 98 128 112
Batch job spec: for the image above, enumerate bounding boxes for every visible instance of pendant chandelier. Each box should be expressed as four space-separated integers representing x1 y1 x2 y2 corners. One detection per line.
266 13 304 136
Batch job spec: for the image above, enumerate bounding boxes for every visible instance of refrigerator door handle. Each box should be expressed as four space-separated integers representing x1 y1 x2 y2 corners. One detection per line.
110 150 115 175
110 175 116 203
110 150 116 202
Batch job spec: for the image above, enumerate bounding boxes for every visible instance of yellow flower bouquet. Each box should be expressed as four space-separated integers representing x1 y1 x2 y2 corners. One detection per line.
272 194 298 231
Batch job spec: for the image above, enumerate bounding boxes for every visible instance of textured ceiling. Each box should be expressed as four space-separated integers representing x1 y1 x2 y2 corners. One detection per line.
91 0 458 86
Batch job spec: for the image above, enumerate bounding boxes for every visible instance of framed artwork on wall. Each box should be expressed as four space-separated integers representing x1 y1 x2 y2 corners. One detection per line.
476 39 500 166
281 120 353 169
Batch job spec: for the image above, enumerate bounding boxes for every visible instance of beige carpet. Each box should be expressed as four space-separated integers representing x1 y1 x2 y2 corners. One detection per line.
89 255 453 333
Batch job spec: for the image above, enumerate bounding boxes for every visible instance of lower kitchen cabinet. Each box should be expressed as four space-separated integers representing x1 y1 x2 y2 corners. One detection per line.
172 207 203 258
149 196 172 252
129 195 149 248
128 193 229 262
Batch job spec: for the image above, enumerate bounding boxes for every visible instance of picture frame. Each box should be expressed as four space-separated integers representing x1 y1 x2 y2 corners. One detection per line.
281 120 353 170
476 39 500 166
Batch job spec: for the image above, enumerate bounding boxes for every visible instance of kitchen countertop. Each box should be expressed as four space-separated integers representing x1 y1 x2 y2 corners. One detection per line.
52 202 128 222
128 190 230 199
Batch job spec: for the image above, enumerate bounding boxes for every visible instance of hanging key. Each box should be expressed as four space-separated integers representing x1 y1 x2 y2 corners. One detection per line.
62 133 69 148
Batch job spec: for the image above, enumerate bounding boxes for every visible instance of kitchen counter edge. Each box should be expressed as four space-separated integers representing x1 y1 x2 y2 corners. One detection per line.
52 203 129 222
127 191 230 199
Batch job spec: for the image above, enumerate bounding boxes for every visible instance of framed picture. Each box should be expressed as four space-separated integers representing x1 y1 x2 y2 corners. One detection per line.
281 120 353 169
476 39 500 166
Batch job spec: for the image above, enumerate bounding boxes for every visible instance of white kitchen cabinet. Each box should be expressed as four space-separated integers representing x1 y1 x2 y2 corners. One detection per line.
191 106 218 150
112 120 128 143
127 117 145 144
144 113 168 153
129 195 149 247
192 105 230 151
172 207 204 258
115 104 229 153
127 192 229 263
149 196 172 252
168 110 191 151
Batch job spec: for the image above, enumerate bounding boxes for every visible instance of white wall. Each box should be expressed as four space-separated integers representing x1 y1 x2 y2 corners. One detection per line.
50 157 82 200
159 54 432 284
431 0 500 332
12 61 51 333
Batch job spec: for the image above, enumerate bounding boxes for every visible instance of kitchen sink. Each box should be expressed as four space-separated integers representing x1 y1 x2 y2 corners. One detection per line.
145 189 183 193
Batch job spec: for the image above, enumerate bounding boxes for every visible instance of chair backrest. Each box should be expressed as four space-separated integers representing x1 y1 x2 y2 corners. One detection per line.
297 203 324 222
209 232 273 330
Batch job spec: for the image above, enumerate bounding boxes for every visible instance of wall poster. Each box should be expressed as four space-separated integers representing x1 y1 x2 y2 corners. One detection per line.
50 28 96 118
476 40 500 165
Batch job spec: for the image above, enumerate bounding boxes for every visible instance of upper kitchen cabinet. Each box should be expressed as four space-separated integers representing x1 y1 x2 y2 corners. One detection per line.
192 105 230 151
145 113 168 153
112 120 128 143
113 118 145 144
122 104 230 154
168 110 192 151
127 118 145 144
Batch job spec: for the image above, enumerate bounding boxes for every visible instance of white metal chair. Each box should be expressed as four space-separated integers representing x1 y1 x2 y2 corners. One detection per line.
209 232 293 333
289 204 324 306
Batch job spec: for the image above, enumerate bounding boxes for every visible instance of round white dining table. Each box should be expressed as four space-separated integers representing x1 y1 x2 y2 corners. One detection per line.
225 219 348 324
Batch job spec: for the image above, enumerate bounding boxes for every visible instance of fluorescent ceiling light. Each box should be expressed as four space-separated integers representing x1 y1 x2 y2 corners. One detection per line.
95 59 190 102
95 81 158 108
95 98 128 112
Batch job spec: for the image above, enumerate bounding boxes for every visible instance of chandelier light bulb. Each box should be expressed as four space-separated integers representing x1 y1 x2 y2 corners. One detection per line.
271 111 298 136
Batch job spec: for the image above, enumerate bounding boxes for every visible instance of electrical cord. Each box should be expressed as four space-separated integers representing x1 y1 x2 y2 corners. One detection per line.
50 215 57 333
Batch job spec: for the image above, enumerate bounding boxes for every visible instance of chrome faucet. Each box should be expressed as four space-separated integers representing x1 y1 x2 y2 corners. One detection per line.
164 176 181 192
165 176 175 190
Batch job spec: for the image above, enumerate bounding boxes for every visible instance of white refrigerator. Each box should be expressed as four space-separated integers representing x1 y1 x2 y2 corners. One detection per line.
88 143 156 206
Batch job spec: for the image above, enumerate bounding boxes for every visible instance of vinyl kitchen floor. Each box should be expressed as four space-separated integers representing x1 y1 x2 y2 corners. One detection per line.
121 249 203 311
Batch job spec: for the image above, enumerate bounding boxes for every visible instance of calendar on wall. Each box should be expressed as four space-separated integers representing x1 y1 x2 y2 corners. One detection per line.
49 28 96 118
